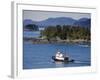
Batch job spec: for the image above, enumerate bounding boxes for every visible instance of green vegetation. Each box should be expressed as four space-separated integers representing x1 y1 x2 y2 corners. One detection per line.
25 24 39 31
41 25 90 42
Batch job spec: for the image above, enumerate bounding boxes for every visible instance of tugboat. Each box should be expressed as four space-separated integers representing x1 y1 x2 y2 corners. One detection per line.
52 50 74 62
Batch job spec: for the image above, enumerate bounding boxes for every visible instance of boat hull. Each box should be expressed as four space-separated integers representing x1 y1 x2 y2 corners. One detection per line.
52 56 74 62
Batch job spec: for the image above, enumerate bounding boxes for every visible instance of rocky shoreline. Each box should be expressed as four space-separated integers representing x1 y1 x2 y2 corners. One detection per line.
24 37 90 44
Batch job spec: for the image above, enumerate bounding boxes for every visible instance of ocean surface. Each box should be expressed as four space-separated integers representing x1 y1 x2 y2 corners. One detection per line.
23 42 91 69
24 31 40 38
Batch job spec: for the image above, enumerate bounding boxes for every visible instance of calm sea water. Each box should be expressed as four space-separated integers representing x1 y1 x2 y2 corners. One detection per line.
24 31 40 38
23 42 91 69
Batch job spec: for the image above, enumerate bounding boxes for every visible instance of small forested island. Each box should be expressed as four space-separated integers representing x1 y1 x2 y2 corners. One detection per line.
24 24 39 31
24 24 90 44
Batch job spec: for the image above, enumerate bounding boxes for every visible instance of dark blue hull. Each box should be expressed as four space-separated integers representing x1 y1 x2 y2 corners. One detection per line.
52 56 74 62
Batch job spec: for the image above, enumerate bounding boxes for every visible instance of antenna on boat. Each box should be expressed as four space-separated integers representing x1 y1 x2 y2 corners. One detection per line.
65 48 66 56
65 45 69 57
64 47 67 57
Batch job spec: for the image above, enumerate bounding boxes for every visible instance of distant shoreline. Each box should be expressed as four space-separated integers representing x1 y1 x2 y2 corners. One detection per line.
24 37 90 44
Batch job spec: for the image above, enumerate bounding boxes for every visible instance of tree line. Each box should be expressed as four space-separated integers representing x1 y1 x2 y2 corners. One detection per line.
24 24 39 31
40 25 90 41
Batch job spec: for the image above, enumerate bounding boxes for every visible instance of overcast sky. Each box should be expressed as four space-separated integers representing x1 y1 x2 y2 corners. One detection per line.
23 10 91 21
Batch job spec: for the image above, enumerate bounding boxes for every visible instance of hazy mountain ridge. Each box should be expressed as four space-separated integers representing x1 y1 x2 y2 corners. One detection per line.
74 18 91 28
23 17 91 30
36 17 76 27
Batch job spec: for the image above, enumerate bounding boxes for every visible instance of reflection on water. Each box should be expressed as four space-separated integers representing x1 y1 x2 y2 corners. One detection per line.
55 62 64 68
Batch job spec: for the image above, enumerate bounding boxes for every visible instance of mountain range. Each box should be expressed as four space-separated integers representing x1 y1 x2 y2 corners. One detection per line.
23 17 91 29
